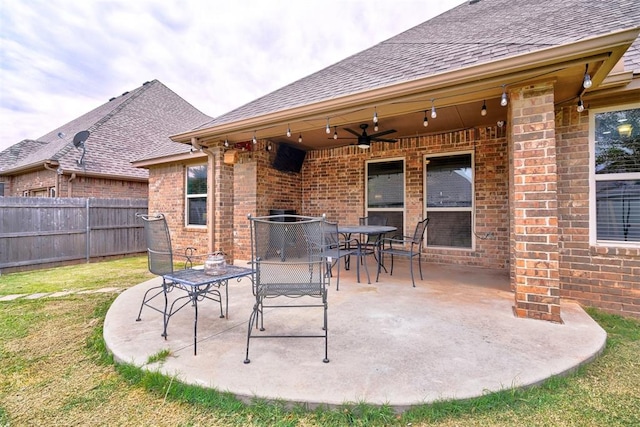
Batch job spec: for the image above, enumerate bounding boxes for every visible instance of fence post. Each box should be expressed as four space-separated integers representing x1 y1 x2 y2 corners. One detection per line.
86 198 91 262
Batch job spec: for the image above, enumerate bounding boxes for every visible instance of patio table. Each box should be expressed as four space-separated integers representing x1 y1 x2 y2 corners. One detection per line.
337 225 397 283
163 265 254 355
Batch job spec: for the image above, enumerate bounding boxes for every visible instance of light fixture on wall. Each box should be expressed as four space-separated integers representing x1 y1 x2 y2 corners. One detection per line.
481 100 487 116
430 99 437 118
500 86 508 107
577 97 585 113
423 110 429 127
583 65 592 89
286 124 291 138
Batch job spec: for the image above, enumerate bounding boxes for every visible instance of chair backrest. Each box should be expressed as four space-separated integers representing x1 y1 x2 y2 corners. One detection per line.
137 213 174 276
410 218 430 248
248 214 327 296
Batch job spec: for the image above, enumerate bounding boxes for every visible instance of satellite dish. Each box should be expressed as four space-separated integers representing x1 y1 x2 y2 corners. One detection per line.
72 130 90 148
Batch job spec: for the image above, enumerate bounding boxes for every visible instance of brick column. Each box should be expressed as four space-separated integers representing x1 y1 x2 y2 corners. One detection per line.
509 81 562 322
208 147 235 259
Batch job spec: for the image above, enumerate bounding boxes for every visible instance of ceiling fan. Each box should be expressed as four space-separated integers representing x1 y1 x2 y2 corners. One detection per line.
339 123 397 149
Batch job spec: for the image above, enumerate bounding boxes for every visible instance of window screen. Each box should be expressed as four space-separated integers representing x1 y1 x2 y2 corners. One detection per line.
186 165 207 226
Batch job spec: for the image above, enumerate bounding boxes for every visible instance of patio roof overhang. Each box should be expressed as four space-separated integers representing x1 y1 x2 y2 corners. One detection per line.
171 27 639 152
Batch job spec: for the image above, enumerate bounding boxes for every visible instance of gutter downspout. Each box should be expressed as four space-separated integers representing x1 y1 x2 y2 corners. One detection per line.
67 173 76 197
43 162 60 197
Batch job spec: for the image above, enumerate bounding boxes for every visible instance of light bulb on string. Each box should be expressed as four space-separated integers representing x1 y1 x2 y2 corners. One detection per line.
333 126 338 140
431 100 437 119
481 101 487 116
423 111 429 127
583 65 592 89
577 98 584 113
298 133 303 143
373 108 378 124
500 86 508 107
286 124 291 138
325 118 331 134
252 131 257 144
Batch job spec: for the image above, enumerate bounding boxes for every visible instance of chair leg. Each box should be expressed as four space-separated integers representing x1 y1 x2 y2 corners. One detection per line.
418 253 424 280
244 302 259 364
409 256 416 288
323 299 329 363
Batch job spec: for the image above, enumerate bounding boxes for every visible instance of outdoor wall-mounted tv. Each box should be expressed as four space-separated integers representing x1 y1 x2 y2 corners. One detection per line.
272 143 306 173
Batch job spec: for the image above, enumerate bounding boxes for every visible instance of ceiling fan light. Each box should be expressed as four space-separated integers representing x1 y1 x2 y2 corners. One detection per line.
358 143 370 149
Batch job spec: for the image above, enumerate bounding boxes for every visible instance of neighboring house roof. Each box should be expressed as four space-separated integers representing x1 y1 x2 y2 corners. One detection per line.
195 0 640 130
0 80 212 178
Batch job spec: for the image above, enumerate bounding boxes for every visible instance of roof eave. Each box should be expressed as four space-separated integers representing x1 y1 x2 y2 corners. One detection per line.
171 27 639 145
132 151 208 168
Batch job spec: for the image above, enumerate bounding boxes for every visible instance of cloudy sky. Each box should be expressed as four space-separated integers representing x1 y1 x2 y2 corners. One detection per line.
0 0 465 152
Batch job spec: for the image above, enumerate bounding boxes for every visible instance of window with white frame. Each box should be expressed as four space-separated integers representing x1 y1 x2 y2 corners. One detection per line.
591 104 640 245
424 152 474 249
185 164 207 226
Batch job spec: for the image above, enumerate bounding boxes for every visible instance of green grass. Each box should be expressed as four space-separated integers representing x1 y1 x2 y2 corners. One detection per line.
1 258 639 426
0 256 153 295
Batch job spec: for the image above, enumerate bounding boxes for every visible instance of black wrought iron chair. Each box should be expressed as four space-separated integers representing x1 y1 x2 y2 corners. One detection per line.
321 221 364 290
136 213 225 354
358 215 388 267
376 218 429 287
245 214 329 363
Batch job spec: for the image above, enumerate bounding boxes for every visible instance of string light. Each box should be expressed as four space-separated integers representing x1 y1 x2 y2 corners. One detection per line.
481 100 487 116
577 98 584 113
431 100 437 119
423 110 429 127
373 107 378 124
374 121 379 132
333 126 338 140
224 138 229 148
252 131 257 144
286 124 291 138
500 86 508 107
583 65 592 89
325 118 331 134
298 133 303 143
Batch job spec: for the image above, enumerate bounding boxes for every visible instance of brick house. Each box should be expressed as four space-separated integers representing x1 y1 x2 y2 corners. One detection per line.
0 80 211 200
137 0 640 320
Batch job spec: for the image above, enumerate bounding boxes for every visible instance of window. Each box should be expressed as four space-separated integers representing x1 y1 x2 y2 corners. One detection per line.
185 164 207 226
425 152 474 248
365 159 405 234
591 104 640 245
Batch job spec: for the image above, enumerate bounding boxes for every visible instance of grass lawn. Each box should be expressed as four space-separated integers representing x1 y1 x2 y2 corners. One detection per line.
0 257 639 426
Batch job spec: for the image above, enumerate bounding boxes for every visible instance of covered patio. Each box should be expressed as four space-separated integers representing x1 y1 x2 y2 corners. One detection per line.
104 259 605 412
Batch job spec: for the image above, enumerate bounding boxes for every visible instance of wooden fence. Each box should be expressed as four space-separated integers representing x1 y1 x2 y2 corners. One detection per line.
0 197 148 273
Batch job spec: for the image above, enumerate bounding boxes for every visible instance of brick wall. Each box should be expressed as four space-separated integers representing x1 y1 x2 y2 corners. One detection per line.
148 161 209 260
303 127 510 270
6 169 147 199
509 81 562 322
557 105 640 318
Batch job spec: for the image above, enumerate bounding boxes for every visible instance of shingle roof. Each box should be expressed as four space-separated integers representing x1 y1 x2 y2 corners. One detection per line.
199 0 640 129
0 80 212 177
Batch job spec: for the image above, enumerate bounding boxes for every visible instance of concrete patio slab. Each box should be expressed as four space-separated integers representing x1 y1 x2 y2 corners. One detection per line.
103 261 606 412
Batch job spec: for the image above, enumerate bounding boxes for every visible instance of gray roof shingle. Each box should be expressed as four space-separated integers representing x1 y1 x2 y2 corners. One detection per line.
199 0 640 129
0 80 212 177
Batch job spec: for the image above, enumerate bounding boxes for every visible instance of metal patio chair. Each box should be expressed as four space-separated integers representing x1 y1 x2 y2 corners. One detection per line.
358 215 388 267
320 221 363 290
244 214 329 363
136 213 225 354
376 218 429 287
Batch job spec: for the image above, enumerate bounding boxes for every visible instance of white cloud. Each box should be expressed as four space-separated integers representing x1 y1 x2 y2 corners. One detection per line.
0 0 464 151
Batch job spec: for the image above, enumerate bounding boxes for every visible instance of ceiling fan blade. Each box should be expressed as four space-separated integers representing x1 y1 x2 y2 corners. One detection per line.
372 137 398 143
369 129 397 138
343 127 361 137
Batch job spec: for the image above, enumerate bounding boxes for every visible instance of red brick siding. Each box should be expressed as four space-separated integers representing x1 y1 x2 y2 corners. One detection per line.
557 105 640 318
303 128 510 270
509 82 562 322
147 161 209 259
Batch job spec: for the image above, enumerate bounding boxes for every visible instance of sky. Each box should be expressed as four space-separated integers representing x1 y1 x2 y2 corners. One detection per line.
0 0 465 152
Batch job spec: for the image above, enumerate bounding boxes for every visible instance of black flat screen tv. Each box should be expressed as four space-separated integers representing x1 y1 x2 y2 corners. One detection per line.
272 143 306 173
